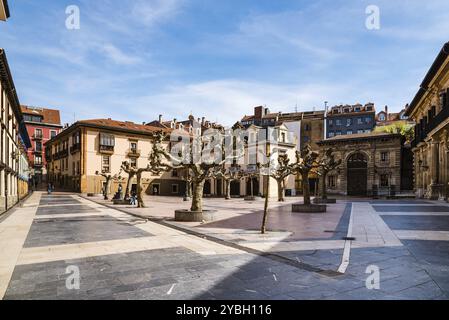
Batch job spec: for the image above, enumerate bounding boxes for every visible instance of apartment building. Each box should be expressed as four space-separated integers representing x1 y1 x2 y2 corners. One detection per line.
406 41 449 199
0 49 32 213
21 105 62 185
45 119 186 196
326 103 376 138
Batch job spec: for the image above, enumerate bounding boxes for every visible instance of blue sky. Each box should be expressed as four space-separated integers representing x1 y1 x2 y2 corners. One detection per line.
1 0 448 125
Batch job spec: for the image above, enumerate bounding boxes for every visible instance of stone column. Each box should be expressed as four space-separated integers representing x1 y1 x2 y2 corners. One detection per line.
428 139 442 199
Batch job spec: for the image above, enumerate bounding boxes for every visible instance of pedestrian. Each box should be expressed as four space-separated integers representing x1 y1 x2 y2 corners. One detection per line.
130 191 137 206
47 183 52 194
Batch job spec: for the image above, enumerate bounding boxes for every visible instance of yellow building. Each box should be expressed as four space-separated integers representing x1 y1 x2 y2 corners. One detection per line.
45 119 186 196
406 41 449 199
1 49 32 213
0 0 9 21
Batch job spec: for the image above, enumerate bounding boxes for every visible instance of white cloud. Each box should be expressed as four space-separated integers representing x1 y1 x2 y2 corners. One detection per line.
98 43 142 65
132 0 183 27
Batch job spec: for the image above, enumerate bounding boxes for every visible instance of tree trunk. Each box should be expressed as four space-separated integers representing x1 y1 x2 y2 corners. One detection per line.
320 172 328 200
277 178 285 202
125 173 134 200
225 179 231 200
261 175 270 234
302 171 311 205
136 172 145 208
104 177 112 200
191 180 205 212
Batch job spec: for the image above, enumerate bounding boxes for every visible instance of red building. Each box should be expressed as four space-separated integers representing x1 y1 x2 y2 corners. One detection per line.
21 105 62 184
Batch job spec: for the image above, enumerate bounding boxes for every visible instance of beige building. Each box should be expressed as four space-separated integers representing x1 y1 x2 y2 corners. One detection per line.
318 132 404 196
45 119 187 196
406 41 449 199
1 49 32 213
0 0 9 21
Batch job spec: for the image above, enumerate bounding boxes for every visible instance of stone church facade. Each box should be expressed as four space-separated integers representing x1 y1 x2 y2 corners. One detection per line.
317 132 405 196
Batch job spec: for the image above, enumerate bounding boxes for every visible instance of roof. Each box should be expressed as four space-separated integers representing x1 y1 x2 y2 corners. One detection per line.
319 131 402 144
405 41 449 117
21 105 62 126
0 49 31 148
45 118 173 145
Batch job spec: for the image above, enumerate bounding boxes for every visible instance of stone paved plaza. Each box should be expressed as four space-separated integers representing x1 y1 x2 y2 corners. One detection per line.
1 192 449 300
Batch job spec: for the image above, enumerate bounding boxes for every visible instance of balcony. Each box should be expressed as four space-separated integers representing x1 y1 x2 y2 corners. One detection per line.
32 133 43 140
33 149 43 155
70 143 81 154
33 162 44 168
99 145 114 154
127 148 141 157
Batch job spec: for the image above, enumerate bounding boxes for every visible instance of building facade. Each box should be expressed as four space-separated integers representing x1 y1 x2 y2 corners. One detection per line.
45 119 186 196
406 42 449 199
1 49 32 213
0 0 9 21
376 105 410 126
317 132 405 196
326 103 375 138
21 105 62 185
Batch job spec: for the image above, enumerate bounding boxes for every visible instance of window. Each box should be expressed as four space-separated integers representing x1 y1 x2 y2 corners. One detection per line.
50 130 57 138
380 174 389 187
328 132 335 137
130 157 137 168
381 152 389 162
172 184 179 194
100 133 115 146
329 119 333 126
281 132 286 143
35 141 42 152
172 169 178 177
366 117 371 123
357 118 363 124
34 155 42 165
73 132 81 145
336 119 342 126
102 155 111 173
328 175 336 188
358 130 364 134
303 136 310 142
347 130 353 135
336 131 342 136
130 141 138 152
35 128 43 138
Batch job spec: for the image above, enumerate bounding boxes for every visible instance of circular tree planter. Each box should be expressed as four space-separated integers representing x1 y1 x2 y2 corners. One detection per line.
313 198 337 204
175 210 217 222
292 204 327 213
244 196 256 201
112 199 128 205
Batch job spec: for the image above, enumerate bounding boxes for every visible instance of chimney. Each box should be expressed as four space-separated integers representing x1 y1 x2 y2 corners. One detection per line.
385 105 388 114
158 114 163 123
201 117 205 125
254 106 263 119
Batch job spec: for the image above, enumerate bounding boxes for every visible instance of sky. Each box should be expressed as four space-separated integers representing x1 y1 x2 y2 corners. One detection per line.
0 0 448 126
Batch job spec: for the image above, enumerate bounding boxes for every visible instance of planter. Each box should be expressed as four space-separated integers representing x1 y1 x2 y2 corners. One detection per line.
292 203 327 213
87 193 95 197
174 209 217 222
244 196 256 201
112 199 128 205
313 198 336 204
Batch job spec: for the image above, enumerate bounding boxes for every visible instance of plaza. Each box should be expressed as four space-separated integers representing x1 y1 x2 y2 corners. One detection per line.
1 192 448 300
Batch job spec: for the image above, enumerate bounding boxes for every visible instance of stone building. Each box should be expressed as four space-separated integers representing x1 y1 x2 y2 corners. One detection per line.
326 103 375 138
317 132 405 196
45 119 186 196
406 41 449 199
21 105 62 185
0 49 32 213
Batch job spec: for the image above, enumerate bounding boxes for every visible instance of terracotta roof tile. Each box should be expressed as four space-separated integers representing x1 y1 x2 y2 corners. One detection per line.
78 118 172 134
21 105 62 125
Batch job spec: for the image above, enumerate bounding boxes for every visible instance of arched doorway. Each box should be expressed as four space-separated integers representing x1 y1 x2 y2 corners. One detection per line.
246 177 259 196
203 180 211 195
230 181 241 197
347 152 368 196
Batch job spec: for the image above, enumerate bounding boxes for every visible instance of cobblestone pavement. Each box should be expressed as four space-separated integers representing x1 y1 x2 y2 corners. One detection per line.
1 192 448 300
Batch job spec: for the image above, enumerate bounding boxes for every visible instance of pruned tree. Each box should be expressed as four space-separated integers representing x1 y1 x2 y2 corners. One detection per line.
270 154 292 202
316 148 342 201
150 131 236 213
291 145 319 205
214 165 243 200
95 170 121 200
120 161 152 208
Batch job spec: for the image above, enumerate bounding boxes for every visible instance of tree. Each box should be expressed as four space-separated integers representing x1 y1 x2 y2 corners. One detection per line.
270 154 292 202
215 165 243 200
316 148 342 201
120 161 152 208
291 145 319 205
150 131 235 213
95 171 121 200
374 121 415 143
